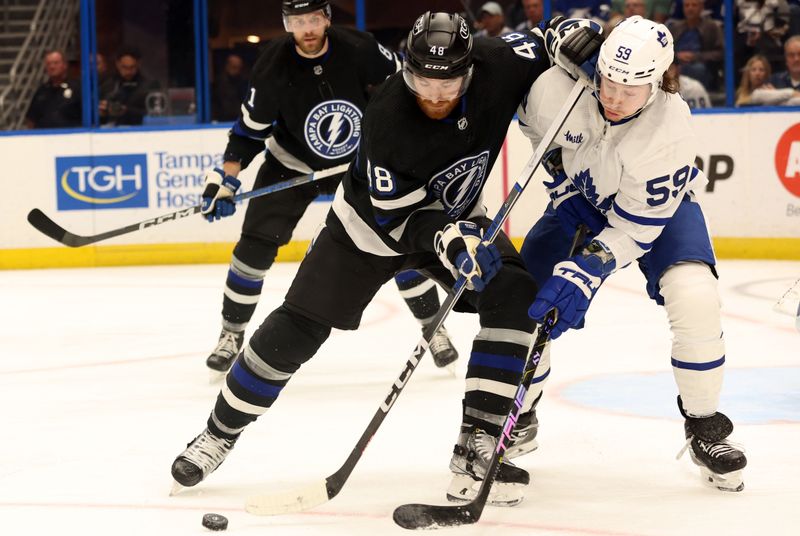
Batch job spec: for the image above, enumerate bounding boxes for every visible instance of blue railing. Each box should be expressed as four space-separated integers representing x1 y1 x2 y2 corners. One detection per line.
9 0 798 134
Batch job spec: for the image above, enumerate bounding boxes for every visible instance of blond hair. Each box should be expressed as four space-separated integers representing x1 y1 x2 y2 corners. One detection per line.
735 54 772 106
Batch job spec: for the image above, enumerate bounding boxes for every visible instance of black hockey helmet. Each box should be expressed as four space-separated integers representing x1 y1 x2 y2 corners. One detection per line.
403 12 474 102
404 12 473 80
281 0 330 16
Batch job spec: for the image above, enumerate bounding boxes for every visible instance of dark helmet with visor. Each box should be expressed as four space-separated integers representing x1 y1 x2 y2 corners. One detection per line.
282 0 331 31
403 12 474 100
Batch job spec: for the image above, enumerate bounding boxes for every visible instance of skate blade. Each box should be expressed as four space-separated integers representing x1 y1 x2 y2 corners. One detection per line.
169 480 185 496
433 354 458 375
699 467 744 492
506 439 539 459
446 473 525 507
208 369 227 384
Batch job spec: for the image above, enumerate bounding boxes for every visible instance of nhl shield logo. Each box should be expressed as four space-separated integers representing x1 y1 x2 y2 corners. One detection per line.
304 100 362 160
429 151 490 218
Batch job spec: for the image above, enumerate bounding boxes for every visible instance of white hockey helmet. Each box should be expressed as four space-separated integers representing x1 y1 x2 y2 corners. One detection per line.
596 16 674 108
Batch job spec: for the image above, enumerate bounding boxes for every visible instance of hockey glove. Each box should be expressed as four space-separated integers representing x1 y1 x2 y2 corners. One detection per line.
542 149 607 237
201 168 241 222
554 193 608 237
545 18 603 81
434 221 502 292
528 240 615 339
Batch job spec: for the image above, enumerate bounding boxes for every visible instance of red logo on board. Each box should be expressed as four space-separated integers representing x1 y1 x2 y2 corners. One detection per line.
775 123 800 198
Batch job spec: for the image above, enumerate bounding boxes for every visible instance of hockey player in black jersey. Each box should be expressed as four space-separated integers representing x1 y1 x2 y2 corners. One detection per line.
200 0 458 377
173 12 602 506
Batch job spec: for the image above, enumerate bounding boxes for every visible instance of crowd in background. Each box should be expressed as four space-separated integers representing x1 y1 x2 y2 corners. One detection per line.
21 0 800 130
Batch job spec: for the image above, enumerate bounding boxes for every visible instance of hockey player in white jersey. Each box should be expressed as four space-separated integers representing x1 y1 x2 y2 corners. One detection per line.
516 16 747 491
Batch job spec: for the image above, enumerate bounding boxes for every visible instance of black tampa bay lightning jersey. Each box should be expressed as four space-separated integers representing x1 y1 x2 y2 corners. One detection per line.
328 30 552 257
224 26 400 171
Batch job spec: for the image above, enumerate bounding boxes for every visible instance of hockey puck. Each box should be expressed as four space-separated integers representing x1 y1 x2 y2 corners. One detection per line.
202 513 228 531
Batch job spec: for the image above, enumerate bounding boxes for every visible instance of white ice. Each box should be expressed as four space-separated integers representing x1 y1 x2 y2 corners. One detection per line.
1 259 798 536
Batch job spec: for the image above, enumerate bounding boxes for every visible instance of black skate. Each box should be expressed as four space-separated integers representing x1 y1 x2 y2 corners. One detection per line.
677 398 747 492
447 426 530 507
206 328 244 381
428 325 458 370
171 428 237 493
506 409 539 459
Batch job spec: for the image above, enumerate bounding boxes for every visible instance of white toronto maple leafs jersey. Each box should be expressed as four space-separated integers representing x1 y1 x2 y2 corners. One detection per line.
517 66 708 269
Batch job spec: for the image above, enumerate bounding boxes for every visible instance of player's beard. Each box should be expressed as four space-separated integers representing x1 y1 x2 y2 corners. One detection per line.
296 30 327 57
416 96 459 120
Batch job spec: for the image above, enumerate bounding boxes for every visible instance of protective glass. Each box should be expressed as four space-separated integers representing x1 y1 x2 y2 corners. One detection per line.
283 11 328 32
402 65 473 102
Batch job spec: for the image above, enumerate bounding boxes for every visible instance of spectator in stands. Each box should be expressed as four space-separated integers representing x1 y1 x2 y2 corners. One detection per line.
515 0 545 30
736 0 791 70
668 0 724 89
669 61 711 109
735 53 800 105
99 46 160 126
24 50 82 129
553 0 612 24
212 53 248 122
770 35 800 89
96 52 109 87
671 0 724 21
607 0 647 32
609 0 670 23
474 2 513 37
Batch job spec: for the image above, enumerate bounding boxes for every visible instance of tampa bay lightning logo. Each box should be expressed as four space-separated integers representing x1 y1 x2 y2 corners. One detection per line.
429 151 490 218
304 100 362 160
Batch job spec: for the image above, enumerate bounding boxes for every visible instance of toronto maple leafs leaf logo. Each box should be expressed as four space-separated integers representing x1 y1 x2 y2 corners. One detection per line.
572 168 613 212
657 31 668 48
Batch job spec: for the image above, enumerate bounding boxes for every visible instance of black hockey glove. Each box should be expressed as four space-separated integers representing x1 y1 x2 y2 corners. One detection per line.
545 18 604 81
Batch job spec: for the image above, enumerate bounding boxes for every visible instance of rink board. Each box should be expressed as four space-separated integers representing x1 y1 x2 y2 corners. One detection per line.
2 112 799 269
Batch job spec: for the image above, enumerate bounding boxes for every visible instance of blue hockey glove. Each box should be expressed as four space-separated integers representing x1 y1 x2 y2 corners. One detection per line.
434 221 502 292
554 193 608 237
545 18 603 81
528 240 615 339
542 149 607 236
201 168 241 222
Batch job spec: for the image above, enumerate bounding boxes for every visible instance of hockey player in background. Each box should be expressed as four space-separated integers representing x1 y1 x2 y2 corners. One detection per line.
198 0 458 377
172 12 602 506
517 16 747 491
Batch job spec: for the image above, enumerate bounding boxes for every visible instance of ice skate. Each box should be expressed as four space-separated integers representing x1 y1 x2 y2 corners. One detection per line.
447 426 530 507
206 328 244 382
677 401 747 492
428 325 458 371
171 428 237 492
506 409 539 459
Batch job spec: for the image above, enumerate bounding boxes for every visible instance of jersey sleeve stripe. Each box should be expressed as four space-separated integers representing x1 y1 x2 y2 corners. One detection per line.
331 186 403 256
370 186 428 210
387 202 443 242
240 104 272 131
612 201 672 226
232 120 271 141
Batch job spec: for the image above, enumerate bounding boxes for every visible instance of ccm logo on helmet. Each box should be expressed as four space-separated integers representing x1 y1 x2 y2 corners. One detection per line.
425 64 450 70
609 65 630 74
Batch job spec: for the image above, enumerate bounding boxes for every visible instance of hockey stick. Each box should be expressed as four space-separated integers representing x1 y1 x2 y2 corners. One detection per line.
26 163 349 247
393 224 588 530
244 79 589 517
774 277 800 331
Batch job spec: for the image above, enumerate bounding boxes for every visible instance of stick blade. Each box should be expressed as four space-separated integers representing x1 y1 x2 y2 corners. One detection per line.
27 208 68 244
393 503 479 530
27 208 89 247
245 480 330 516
